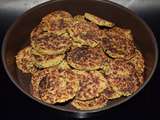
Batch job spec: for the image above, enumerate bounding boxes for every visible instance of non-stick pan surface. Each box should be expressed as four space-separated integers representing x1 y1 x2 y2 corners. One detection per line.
1 0 158 118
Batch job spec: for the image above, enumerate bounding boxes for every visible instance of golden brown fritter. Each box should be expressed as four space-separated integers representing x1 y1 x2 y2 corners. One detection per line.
105 59 136 76
34 54 64 68
16 46 37 74
42 10 73 35
104 59 141 96
74 70 107 101
31 69 48 99
32 49 64 68
84 12 115 27
101 27 135 59
129 49 145 84
68 17 102 47
103 83 121 99
71 94 108 110
31 10 73 38
31 33 72 55
107 75 140 96
67 46 107 70
130 49 145 74
107 27 133 41
16 11 146 111
31 68 79 104
30 22 49 39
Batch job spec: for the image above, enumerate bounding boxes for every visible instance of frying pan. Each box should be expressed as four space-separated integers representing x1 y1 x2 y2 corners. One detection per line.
1 0 158 118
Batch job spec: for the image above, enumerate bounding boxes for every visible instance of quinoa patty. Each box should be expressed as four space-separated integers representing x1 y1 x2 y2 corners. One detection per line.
67 46 107 70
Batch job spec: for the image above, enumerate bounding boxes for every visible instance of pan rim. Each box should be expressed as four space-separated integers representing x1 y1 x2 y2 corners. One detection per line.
1 0 159 115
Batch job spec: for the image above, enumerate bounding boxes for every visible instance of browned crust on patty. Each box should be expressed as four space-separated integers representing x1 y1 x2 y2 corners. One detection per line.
16 46 37 74
101 27 135 59
31 68 79 104
31 33 72 55
31 69 49 99
105 59 141 96
30 22 49 39
71 94 108 110
31 10 73 38
107 27 133 41
43 11 72 32
107 75 140 96
130 49 145 74
129 49 145 84
103 83 121 99
68 17 103 47
15 11 146 111
74 70 107 100
67 46 107 70
84 12 115 27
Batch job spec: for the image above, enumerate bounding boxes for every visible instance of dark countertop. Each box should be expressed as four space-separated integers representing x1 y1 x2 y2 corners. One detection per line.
0 0 160 119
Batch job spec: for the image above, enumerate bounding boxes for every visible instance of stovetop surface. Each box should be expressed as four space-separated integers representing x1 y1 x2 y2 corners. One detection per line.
0 0 160 119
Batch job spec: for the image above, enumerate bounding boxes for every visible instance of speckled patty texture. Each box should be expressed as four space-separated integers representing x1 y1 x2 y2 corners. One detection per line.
16 11 145 111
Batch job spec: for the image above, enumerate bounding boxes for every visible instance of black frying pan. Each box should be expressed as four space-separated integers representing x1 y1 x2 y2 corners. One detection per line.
1 0 158 118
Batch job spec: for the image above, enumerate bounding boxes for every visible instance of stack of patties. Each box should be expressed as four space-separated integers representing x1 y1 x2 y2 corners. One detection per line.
16 11 80 104
16 11 73 73
30 10 73 69
67 46 109 110
16 11 145 111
